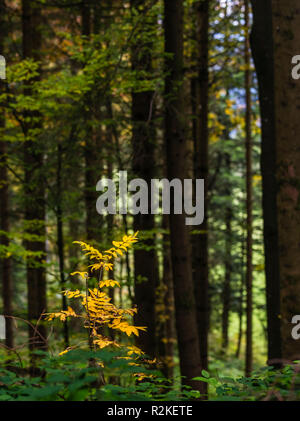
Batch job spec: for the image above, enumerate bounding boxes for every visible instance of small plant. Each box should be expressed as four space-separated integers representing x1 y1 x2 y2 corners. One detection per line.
0 348 199 401
45 232 148 369
193 364 300 401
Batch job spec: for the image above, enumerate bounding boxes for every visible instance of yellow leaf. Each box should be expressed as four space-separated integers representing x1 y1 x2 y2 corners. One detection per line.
99 279 120 289
70 271 88 280
59 347 73 356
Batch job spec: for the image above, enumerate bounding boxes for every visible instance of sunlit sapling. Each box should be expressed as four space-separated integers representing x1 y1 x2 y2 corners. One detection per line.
45 232 148 363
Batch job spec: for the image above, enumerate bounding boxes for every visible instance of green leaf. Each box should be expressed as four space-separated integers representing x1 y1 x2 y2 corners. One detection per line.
201 370 210 378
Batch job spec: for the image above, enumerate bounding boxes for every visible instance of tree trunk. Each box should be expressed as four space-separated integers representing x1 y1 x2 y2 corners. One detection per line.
0 0 13 350
164 0 202 391
250 0 282 365
235 239 245 359
57 143 69 348
244 0 253 377
0 143 13 350
272 0 300 362
222 155 232 353
220 87 232 354
130 0 158 358
161 215 176 380
191 0 210 377
22 0 47 357
82 0 103 244
105 117 116 340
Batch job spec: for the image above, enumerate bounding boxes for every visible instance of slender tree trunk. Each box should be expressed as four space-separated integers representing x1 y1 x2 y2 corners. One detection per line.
161 215 175 380
57 143 69 348
0 140 13 350
104 95 134 304
250 0 282 365
106 121 115 339
156 214 176 380
235 237 245 359
222 154 232 353
82 0 93 243
82 0 103 244
235 287 244 359
130 0 158 358
272 0 300 362
22 0 47 357
244 0 253 377
0 0 13 349
68 217 82 332
65 127 82 332
191 0 210 378
164 0 202 392
220 86 232 354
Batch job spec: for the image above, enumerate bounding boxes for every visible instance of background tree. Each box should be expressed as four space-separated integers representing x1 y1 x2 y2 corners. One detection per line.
164 0 203 391
0 0 13 349
250 0 282 365
272 0 300 362
191 0 210 376
244 0 253 377
130 0 158 358
22 0 47 357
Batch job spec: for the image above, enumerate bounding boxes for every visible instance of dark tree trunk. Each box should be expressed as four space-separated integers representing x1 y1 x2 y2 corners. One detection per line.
244 0 253 377
0 142 13 350
161 215 176 380
272 0 300 362
104 96 134 305
235 286 244 359
82 0 93 243
130 0 158 358
0 0 13 349
250 0 282 364
106 121 116 340
82 0 103 244
235 239 245 359
222 155 232 353
57 143 69 348
164 0 203 392
191 0 210 378
107 199 115 334
22 0 47 357
220 88 232 354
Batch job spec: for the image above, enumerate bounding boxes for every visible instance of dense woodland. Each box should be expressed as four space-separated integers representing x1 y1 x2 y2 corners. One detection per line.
0 0 300 402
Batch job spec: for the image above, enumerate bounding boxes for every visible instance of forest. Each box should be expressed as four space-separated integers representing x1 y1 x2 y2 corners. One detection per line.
0 0 300 403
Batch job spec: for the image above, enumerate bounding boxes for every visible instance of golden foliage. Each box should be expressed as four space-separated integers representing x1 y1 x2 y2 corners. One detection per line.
73 232 138 272
45 232 147 364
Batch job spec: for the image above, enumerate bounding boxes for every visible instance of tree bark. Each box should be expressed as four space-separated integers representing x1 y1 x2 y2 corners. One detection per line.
22 0 47 356
222 155 232 353
191 0 210 378
130 0 158 358
272 0 300 362
157 215 176 380
57 143 69 348
0 0 13 350
0 141 13 350
164 0 203 391
235 239 245 359
82 0 103 244
244 0 253 377
250 0 282 365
